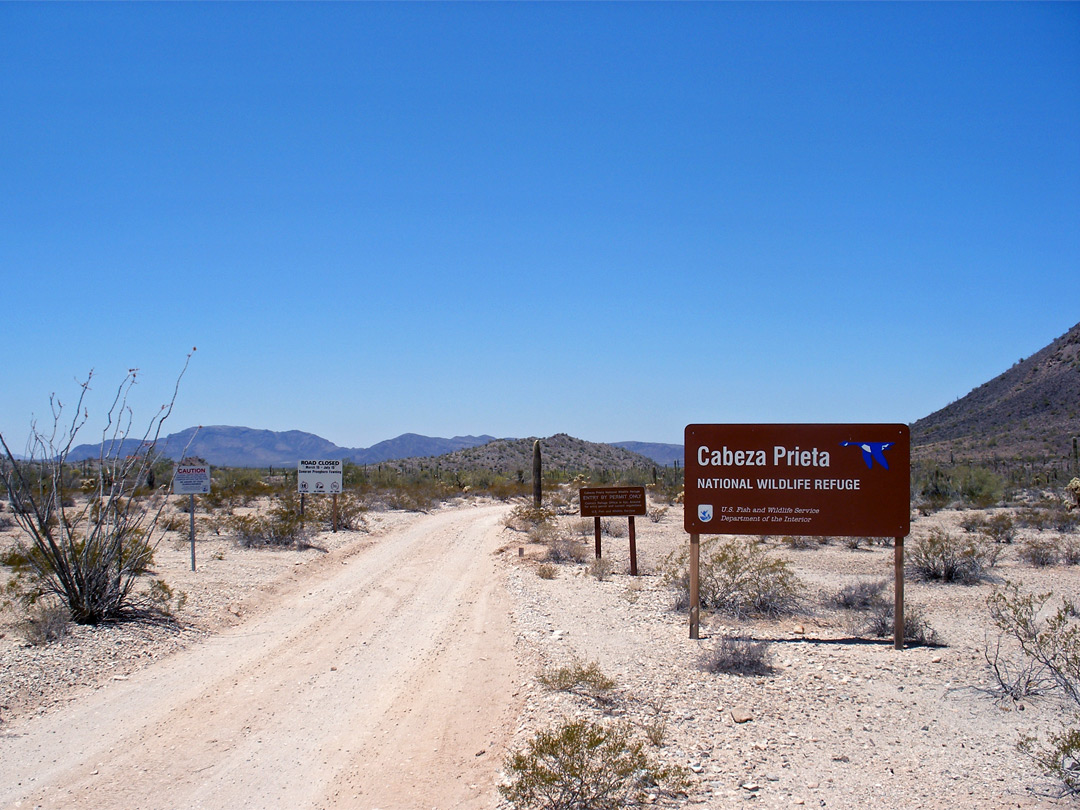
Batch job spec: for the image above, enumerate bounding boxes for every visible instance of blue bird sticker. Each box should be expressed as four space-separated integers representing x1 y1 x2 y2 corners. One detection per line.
698 504 713 523
840 441 894 470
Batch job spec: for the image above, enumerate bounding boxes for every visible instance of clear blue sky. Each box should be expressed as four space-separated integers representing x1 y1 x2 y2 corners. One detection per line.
2 3 1077 451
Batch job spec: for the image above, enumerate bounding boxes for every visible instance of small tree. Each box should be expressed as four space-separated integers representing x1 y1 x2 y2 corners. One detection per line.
0 355 193 624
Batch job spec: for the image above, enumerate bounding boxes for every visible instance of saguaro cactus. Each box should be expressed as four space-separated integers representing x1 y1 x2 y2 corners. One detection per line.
533 439 542 508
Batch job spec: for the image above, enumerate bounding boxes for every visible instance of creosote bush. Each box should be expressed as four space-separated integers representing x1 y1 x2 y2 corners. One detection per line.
908 527 999 584
230 500 307 548
538 660 616 701
826 579 888 612
866 602 942 647
989 583 1080 795
701 635 774 676
663 537 802 618
500 718 690 810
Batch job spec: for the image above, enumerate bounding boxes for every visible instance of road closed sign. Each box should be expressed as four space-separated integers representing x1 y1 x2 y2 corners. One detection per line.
684 424 909 538
298 459 343 494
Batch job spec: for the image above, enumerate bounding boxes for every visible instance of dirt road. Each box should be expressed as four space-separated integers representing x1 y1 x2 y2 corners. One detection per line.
0 503 521 810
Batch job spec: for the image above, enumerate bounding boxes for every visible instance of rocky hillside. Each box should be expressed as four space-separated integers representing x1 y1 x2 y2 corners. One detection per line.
911 321 1080 461
394 433 658 476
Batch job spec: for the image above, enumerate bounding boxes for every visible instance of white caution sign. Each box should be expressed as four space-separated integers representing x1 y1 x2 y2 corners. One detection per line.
298 459 343 494
173 464 211 495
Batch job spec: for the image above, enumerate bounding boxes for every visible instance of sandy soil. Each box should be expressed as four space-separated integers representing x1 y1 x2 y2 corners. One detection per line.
1 495 1079 809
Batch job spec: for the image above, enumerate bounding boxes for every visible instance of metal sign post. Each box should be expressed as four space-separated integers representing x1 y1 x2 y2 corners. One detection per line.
172 464 211 572
683 424 910 646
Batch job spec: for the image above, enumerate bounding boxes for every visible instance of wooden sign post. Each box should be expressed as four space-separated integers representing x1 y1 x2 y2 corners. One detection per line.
683 424 910 647
580 486 648 576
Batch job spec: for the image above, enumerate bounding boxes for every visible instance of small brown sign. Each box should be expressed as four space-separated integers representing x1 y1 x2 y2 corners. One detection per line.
684 424 909 537
580 486 647 518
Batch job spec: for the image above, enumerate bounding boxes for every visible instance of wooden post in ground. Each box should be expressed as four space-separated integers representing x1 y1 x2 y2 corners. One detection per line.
894 535 905 650
690 533 700 639
594 516 602 559
332 493 339 533
628 516 638 576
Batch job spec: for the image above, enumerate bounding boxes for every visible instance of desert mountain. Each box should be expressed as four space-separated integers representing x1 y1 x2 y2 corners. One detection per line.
66 427 497 468
911 321 1080 461
399 433 658 475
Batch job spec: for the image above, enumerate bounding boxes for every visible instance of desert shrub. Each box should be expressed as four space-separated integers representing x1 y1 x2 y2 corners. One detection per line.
230 501 307 548
866 602 942 646
987 583 1080 706
17 599 70 645
701 635 773 676
507 503 557 532
537 563 558 580
1016 508 1052 533
845 536 869 550
1019 728 1080 797
1062 538 1080 566
826 579 888 611
980 513 1017 544
0 360 191 624
663 537 802 618
0 512 15 531
1019 537 1060 567
960 467 1005 508
960 514 986 533
600 519 626 538
908 527 1000 584
983 633 1055 702
146 578 188 616
306 492 368 531
500 718 689 810
990 583 1080 795
647 506 668 524
589 557 614 581
533 522 588 564
538 660 616 701
1053 509 1080 534
202 467 271 511
781 535 816 550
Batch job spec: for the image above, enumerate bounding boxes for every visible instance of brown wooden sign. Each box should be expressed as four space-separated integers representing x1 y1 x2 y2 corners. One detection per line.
580 486 647 517
684 424 910 537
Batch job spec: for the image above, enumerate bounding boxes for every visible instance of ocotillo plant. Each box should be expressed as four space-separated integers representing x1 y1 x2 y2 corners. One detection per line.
533 439 542 508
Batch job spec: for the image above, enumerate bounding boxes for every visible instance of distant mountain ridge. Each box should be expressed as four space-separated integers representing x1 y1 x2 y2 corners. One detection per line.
67 426 499 467
911 321 1080 461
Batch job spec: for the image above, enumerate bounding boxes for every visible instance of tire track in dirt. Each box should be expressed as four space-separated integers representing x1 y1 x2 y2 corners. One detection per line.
0 503 521 810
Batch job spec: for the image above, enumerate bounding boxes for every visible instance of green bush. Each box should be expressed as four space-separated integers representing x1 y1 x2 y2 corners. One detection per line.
230 500 307 548
500 719 689 810
663 537 802 618
538 661 616 701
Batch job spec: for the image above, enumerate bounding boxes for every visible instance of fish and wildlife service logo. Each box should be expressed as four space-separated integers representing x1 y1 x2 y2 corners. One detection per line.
840 441 895 470
698 504 713 523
